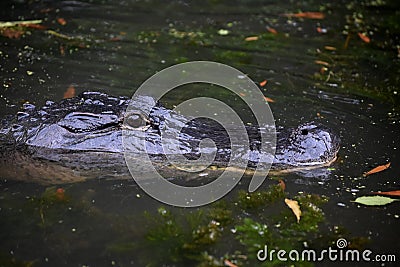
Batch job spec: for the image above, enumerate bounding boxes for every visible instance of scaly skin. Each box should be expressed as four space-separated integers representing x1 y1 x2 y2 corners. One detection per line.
0 92 340 184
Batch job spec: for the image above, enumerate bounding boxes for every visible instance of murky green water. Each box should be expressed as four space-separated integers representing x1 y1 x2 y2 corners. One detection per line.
0 0 399 266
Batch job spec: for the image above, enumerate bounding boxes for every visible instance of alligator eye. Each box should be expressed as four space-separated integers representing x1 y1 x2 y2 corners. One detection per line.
301 129 308 135
124 112 149 129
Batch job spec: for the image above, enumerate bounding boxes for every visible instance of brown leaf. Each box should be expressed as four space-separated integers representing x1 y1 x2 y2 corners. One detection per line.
283 12 325 19
320 66 328 74
363 162 391 177
244 36 258 41
1 28 24 39
57 18 67 26
267 27 277 35
59 45 65 56
358 32 370 43
314 60 329 66
263 96 274 103
224 259 238 267
285 198 301 223
110 37 122 41
23 23 47 30
63 85 76 99
278 179 286 191
324 46 337 51
372 190 400 197
56 188 66 201
259 80 267 87
40 8 54 13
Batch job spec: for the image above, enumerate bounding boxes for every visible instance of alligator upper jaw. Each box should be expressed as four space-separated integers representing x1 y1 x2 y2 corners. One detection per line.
269 154 338 174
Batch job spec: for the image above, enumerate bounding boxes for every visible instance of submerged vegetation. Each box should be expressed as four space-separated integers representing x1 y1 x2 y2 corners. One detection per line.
0 183 341 266
107 185 335 266
0 181 376 266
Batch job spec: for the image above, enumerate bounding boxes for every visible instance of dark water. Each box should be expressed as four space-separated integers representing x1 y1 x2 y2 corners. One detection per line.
0 0 399 266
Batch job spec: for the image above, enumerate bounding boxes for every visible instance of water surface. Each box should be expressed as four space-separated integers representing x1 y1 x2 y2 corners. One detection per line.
0 0 399 266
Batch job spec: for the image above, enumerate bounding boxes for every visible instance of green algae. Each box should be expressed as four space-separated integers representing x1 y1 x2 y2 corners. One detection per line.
236 184 286 210
126 185 333 266
0 181 369 267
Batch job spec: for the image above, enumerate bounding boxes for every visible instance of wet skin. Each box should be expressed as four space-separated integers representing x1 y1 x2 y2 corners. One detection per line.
0 92 340 183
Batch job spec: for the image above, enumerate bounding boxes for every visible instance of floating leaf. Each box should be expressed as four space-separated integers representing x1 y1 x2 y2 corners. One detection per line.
263 96 274 103
0 19 44 38
314 60 329 66
358 32 370 43
57 18 67 26
46 29 73 40
24 23 47 30
244 36 258 41
285 198 301 223
259 80 267 87
1 28 24 39
60 45 65 56
324 46 337 51
40 8 54 13
352 196 398 206
110 36 122 41
320 66 328 74
64 85 76 99
372 190 400 197
278 179 286 191
363 162 391 176
0 19 42 28
224 259 238 267
266 27 277 34
55 188 66 201
283 12 325 19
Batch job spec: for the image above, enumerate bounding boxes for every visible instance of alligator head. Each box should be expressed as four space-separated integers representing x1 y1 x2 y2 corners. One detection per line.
0 92 339 172
273 122 340 171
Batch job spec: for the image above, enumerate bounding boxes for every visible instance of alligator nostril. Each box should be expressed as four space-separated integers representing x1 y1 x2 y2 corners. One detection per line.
301 129 308 135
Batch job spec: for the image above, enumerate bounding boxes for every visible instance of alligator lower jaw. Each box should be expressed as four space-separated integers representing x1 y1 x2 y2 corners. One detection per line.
268 155 338 175
236 155 339 176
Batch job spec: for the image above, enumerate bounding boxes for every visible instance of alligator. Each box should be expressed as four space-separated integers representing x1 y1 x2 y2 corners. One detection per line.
0 92 340 184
